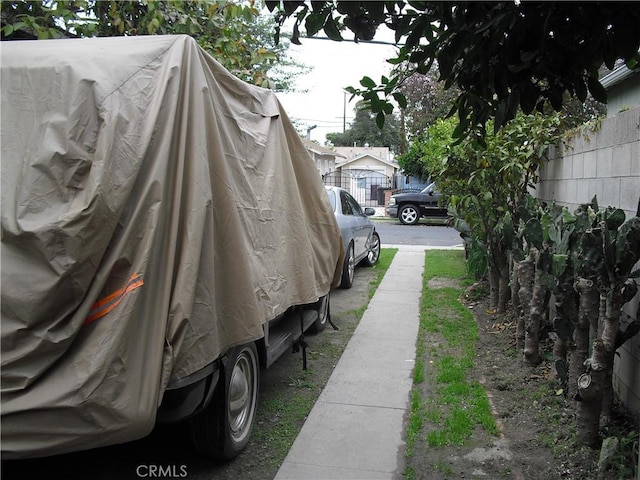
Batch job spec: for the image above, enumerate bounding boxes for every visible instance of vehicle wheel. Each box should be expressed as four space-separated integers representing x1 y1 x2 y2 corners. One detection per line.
309 294 330 333
340 242 355 289
398 204 420 225
360 231 380 267
190 342 259 460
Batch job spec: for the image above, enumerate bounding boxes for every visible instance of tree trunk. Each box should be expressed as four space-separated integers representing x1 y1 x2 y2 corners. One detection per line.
553 276 579 390
516 258 534 350
601 349 615 426
524 249 546 367
552 316 570 389
486 238 509 314
577 285 626 446
577 338 606 448
598 291 618 426
570 278 598 401
488 261 499 313
511 260 524 349
498 260 510 314
600 282 636 424
552 302 575 390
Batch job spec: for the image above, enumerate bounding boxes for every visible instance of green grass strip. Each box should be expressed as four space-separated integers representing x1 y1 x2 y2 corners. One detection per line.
406 249 499 464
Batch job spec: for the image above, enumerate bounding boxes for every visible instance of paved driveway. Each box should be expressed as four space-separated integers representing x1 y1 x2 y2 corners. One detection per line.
374 220 464 248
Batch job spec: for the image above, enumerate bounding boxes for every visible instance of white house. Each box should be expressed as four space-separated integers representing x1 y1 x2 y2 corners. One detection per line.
327 146 399 206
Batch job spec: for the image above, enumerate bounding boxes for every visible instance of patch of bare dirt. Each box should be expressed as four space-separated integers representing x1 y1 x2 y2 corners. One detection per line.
427 277 462 290
407 289 636 480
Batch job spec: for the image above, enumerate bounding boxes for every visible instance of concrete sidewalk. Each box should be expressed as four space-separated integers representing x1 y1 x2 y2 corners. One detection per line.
274 245 427 480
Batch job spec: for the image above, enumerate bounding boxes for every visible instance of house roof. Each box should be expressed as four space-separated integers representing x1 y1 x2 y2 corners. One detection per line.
332 146 392 163
301 138 346 158
336 153 397 169
601 64 639 90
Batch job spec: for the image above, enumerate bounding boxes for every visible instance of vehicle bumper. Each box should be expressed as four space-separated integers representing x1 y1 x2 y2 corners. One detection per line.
157 362 221 423
386 206 398 218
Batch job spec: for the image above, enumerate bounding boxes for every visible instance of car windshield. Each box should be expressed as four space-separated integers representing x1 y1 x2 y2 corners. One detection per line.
420 182 437 194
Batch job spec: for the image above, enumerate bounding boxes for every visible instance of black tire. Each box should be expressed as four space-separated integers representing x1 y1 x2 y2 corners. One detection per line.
340 242 355 289
309 294 330 333
189 342 260 460
360 231 380 267
398 204 420 225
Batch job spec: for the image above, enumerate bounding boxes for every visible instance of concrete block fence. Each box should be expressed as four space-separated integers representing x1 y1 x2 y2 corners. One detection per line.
538 106 640 415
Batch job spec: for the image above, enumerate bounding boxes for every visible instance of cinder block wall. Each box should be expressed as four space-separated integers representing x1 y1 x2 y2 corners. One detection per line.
538 106 640 415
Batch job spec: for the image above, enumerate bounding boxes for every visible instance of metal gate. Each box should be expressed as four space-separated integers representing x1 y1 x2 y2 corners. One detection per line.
323 169 393 207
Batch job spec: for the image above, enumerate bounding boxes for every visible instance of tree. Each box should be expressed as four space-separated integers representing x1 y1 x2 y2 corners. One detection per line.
438 113 564 313
267 1 640 139
1 0 305 91
396 117 456 181
398 69 460 140
326 100 401 152
398 99 602 186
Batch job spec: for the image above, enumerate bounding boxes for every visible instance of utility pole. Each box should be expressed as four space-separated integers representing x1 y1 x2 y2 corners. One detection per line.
343 90 346 133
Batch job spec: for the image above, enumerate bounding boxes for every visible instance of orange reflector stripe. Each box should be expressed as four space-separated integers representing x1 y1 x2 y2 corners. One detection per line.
83 273 144 325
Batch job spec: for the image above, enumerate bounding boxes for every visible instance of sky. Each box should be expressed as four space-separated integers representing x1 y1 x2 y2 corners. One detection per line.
275 29 399 144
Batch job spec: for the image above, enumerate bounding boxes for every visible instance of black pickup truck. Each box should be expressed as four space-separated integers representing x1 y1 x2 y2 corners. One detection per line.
386 182 449 225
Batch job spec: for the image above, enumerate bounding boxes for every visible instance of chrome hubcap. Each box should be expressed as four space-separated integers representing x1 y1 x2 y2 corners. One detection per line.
348 248 355 282
401 208 418 223
228 352 256 441
368 235 380 263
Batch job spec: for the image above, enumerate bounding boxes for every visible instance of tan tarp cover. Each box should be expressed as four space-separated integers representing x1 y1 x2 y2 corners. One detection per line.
1 35 343 458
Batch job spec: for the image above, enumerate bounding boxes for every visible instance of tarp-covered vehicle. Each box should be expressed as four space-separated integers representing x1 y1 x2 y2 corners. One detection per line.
1 35 343 460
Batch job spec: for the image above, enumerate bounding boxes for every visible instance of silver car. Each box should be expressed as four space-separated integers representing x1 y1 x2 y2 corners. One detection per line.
325 186 381 289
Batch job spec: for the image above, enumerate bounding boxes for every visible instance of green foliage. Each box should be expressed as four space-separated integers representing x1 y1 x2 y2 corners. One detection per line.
395 136 430 180
1 0 305 91
396 117 457 181
523 217 544 250
602 424 640 480
571 198 640 293
465 238 488 281
326 100 402 152
549 211 589 288
268 1 640 140
442 112 563 252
